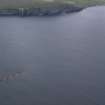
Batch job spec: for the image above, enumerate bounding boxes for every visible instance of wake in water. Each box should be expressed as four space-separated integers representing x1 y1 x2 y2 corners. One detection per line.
0 64 34 82
0 71 25 82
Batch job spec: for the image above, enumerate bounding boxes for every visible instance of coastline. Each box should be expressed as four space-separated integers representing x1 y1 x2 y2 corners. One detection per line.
0 5 84 16
0 0 105 17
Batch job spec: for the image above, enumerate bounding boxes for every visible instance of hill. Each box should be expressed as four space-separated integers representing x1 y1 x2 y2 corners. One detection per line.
0 0 105 9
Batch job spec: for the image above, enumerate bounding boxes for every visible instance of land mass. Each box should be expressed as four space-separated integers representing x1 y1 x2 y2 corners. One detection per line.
0 0 105 16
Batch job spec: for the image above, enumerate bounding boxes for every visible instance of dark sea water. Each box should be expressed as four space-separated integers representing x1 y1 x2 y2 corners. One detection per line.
0 6 105 105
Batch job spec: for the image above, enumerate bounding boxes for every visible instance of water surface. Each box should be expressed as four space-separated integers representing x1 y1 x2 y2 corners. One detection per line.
0 6 105 105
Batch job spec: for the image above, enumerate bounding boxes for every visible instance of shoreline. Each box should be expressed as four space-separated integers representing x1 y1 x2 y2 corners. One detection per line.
0 5 104 17
0 5 84 16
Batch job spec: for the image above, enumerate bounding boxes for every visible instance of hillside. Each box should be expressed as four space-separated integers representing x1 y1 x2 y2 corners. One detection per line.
0 0 105 9
0 0 104 16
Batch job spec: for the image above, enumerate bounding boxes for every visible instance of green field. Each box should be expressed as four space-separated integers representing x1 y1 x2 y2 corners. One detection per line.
0 0 105 9
65 0 105 6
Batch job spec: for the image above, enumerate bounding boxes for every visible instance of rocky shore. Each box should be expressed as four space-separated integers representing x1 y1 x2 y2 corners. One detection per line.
0 5 83 16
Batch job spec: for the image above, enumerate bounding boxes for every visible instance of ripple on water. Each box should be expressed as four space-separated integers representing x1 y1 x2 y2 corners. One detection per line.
0 65 30 82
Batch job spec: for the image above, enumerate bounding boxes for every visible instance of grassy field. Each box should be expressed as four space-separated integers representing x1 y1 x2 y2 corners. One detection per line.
65 0 105 6
0 0 105 9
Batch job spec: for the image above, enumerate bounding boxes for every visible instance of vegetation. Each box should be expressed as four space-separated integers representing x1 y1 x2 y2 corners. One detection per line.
0 0 105 9
65 0 105 6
